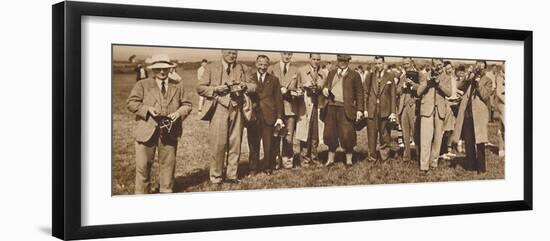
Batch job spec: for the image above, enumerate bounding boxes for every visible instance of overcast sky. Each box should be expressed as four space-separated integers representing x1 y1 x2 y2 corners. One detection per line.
114 45 412 63
113 45 501 65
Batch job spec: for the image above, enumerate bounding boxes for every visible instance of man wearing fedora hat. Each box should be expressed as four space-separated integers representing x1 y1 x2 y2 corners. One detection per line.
322 54 364 167
127 54 193 194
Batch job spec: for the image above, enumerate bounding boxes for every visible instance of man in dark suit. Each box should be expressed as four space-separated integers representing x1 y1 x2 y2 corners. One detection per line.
322 54 364 167
247 55 285 175
364 56 397 162
127 54 193 194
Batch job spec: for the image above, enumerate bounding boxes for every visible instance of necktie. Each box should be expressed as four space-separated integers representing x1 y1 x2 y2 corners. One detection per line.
161 81 166 96
283 63 288 75
226 63 231 75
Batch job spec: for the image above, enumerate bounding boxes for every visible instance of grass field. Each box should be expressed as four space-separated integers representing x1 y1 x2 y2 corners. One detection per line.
112 67 504 195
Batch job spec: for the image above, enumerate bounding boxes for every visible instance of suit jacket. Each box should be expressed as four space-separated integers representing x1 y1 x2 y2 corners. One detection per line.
247 71 284 125
127 78 193 142
453 74 493 144
396 72 420 115
268 62 300 116
196 61 256 121
324 68 364 121
417 70 452 118
364 70 397 118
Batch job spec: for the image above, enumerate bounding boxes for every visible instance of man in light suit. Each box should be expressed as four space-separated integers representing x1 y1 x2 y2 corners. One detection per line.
197 50 256 184
364 56 397 162
127 54 193 194
454 60 493 173
396 57 420 162
295 53 325 167
417 59 452 174
322 54 364 167
268 52 300 169
247 55 285 175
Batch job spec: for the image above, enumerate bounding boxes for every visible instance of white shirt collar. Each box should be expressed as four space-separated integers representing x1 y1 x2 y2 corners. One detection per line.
155 78 168 91
222 60 233 71
280 61 289 72
257 71 266 82
337 67 348 76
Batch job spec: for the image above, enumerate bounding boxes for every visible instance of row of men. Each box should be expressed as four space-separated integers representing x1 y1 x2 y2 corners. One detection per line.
127 50 504 194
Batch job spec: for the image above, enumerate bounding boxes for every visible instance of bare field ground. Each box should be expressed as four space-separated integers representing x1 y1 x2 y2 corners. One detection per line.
112 67 504 195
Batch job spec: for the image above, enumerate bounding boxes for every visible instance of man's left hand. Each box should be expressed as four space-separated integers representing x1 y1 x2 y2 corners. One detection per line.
275 119 285 128
168 112 180 121
388 113 397 121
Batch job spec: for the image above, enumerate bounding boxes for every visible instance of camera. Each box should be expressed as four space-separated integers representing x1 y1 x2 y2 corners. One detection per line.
405 70 419 84
225 81 246 97
273 123 288 138
153 115 174 136
303 83 319 96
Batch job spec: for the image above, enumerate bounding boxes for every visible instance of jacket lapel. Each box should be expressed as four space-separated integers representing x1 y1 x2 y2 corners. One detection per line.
272 64 281 80
213 62 224 85
147 79 162 103
342 70 353 98
166 80 179 104
327 70 334 90
378 72 389 95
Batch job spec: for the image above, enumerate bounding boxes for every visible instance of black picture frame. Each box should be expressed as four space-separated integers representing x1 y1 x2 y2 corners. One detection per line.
52 1 533 240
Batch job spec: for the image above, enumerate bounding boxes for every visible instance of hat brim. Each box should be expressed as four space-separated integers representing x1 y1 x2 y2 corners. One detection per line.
148 63 176 69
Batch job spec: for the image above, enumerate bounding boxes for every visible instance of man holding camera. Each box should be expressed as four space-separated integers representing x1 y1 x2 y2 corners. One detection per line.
296 53 325 167
127 54 193 194
454 60 492 173
396 57 420 162
268 52 299 169
417 59 452 174
322 54 364 167
247 55 285 175
364 56 397 162
197 50 256 184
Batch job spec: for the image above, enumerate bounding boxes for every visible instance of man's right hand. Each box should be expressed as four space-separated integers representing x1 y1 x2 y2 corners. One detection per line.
322 88 330 97
214 85 229 94
281 87 289 95
148 107 159 117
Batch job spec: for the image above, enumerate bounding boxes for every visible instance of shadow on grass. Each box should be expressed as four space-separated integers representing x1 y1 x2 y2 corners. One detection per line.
173 163 252 192
449 156 476 171
173 169 209 192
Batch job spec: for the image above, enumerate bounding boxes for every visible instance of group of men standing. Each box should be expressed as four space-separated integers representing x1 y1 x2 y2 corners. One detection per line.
126 50 504 193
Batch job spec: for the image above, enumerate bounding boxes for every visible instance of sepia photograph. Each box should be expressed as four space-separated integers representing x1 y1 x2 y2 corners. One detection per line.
111 44 506 195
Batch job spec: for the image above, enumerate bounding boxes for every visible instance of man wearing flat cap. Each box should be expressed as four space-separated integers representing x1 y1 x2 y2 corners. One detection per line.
127 54 193 194
322 54 364 167
197 50 256 184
